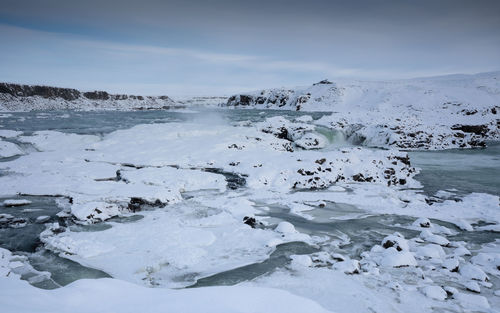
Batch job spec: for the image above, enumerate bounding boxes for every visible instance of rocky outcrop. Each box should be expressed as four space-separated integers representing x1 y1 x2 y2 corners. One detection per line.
223 72 500 149
0 83 81 101
0 82 178 111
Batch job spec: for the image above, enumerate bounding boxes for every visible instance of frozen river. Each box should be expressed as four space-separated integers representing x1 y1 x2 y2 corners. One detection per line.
0 109 499 312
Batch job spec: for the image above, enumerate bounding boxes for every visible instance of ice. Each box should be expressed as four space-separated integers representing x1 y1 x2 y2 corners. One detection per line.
453 292 490 311
0 270 332 313
453 219 474 231
3 199 32 207
460 264 489 281
40 199 303 287
421 285 447 301
464 281 481 293
0 130 22 138
0 108 498 312
290 255 313 268
419 230 450 246
0 140 23 158
275 221 297 234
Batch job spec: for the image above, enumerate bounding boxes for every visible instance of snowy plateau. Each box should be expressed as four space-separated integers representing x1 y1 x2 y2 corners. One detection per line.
0 72 499 313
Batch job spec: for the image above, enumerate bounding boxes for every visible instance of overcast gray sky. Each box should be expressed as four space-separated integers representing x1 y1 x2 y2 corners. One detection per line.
1 0 499 96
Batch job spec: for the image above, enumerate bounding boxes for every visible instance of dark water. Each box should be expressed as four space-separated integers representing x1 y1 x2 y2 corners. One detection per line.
0 196 110 289
410 142 500 196
0 109 329 135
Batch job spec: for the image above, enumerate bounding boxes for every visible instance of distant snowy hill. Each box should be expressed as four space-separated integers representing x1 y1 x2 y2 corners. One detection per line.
224 71 500 112
0 83 180 111
224 72 500 149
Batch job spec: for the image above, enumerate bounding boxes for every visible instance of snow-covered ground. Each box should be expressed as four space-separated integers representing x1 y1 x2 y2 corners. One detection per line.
0 73 499 312
225 72 500 150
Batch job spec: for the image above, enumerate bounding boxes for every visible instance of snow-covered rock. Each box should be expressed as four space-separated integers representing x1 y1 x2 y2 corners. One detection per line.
0 141 23 158
460 264 489 281
225 72 500 150
275 221 297 234
0 82 179 111
421 285 447 301
381 233 410 252
2 199 32 207
420 230 450 246
412 217 432 228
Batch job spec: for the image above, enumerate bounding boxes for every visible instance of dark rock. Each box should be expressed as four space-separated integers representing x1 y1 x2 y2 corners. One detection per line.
382 239 403 252
313 79 333 85
243 216 263 228
83 91 110 100
127 197 164 212
418 220 431 228
0 83 81 100
0 214 27 228
451 124 489 136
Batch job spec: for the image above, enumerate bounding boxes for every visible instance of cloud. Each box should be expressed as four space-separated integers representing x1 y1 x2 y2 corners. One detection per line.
1 0 500 97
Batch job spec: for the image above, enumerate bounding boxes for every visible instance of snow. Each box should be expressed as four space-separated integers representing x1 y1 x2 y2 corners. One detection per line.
460 264 489 281
290 255 313 268
0 129 22 138
421 285 447 301
225 72 500 150
419 230 450 246
0 99 498 313
464 281 481 293
453 292 490 311
0 249 332 313
275 221 297 234
0 84 178 112
0 140 23 158
2 199 32 207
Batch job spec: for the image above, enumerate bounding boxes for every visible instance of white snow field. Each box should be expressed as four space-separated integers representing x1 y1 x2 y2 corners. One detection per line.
0 72 499 313
0 248 331 313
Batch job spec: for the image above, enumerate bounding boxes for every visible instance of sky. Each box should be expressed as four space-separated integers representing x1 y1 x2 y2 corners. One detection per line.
1 0 499 97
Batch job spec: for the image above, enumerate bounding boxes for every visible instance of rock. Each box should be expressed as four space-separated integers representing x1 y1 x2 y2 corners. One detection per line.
464 281 481 293
0 214 27 228
333 259 361 274
310 252 334 267
415 244 446 260
243 216 263 229
420 230 450 246
451 124 489 136
380 249 417 267
460 264 489 281
442 258 459 272
454 246 471 256
444 286 458 297
412 217 432 228
453 293 490 310
295 133 328 150
83 91 110 100
0 82 81 100
0 82 176 111
313 79 333 85
421 286 447 301
381 233 409 252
